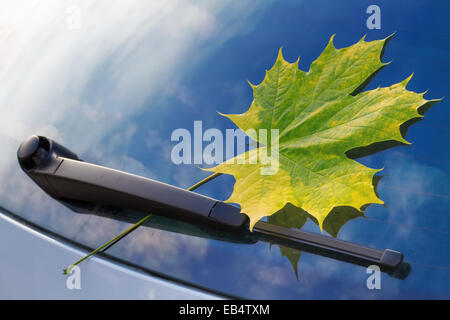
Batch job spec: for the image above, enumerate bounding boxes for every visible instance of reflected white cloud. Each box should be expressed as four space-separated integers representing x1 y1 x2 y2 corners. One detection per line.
0 0 273 285
111 226 209 278
379 151 450 236
0 0 269 150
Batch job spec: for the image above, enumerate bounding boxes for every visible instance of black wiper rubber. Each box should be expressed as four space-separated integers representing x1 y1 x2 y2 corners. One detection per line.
17 135 407 277
253 222 406 276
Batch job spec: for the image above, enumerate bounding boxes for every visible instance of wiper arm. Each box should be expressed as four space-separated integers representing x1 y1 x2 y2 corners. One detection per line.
17 135 409 278
17 135 246 230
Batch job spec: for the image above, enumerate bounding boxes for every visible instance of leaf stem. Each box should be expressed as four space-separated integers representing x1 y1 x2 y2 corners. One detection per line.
63 172 222 274
187 172 222 191
63 214 151 274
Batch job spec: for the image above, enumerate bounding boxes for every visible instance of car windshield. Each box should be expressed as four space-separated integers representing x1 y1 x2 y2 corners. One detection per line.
0 0 449 299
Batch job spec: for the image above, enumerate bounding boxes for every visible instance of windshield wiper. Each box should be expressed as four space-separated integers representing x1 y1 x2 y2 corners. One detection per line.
17 135 409 278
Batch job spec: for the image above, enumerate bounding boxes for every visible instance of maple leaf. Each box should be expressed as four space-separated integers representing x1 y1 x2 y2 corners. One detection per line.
206 34 440 231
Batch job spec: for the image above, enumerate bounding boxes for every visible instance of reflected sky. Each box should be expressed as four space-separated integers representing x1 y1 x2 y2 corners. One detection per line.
0 0 450 298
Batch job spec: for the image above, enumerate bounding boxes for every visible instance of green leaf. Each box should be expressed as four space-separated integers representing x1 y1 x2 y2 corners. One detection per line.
206 34 440 230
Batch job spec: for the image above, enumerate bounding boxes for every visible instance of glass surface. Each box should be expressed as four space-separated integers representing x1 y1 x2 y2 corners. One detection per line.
0 0 449 298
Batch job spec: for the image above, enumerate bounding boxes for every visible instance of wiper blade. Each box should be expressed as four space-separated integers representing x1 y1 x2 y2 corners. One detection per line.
17 135 409 278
